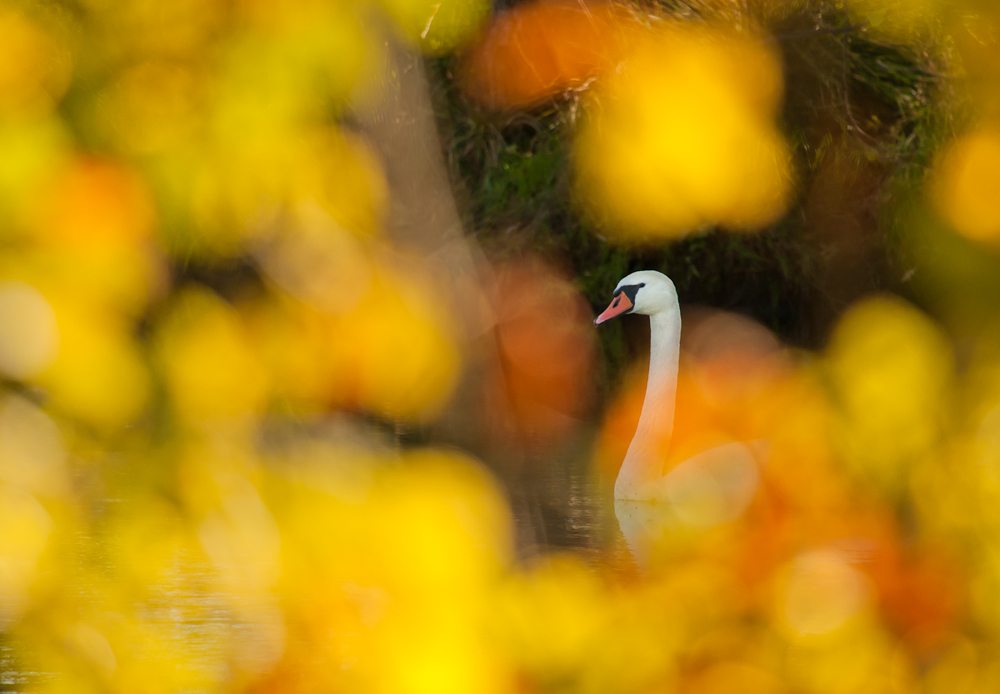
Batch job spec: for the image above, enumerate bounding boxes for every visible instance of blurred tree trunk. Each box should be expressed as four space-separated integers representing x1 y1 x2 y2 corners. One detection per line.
352 39 491 335
352 37 526 458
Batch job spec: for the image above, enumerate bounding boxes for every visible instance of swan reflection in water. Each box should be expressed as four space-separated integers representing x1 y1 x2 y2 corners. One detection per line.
613 441 765 566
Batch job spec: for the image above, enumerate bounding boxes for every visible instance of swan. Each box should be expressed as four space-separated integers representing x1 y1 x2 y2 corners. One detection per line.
595 271 762 515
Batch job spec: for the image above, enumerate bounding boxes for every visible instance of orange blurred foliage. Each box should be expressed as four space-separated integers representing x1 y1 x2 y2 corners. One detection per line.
31 157 155 247
489 259 597 446
461 1 639 108
870 544 966 656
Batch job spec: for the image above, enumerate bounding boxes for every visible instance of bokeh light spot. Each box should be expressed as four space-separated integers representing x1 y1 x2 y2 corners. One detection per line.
0 280 59 379
781 548 870 636
933 129 1000 243
575 26 792 238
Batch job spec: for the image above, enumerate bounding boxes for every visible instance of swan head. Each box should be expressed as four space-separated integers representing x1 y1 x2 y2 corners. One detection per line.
594 270 678 325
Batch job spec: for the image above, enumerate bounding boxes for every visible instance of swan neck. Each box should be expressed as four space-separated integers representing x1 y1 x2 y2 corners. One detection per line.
615 310 681 499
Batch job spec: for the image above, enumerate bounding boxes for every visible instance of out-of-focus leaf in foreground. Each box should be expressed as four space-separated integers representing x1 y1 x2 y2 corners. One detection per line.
576 26 792 239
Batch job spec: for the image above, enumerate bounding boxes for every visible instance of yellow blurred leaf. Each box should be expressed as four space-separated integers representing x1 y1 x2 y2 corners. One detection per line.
777 548 871 637
327 270 461 420
0 116 70 230
0 280 59 380
378 0 490 54
155 287 270 426
933 129 1000 243
494 555 608 679
99 62 204 156
575 26 792 238
0 485 52 625
0 10 71 116
827 295 953 490
0 395 68 499
37 294 151 431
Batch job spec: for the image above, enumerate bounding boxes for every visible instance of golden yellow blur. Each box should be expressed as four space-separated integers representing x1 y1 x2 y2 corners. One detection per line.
777 548 872 637
0 484 52 625
378 0 491 54
462 3 793 237
317 267 461 420
575 26 792 239
36 291 151 431
827 295 953 491
0 117 70 233
0 9 70 117
933 129 1000 243
0 280 58 380
155 288 270 427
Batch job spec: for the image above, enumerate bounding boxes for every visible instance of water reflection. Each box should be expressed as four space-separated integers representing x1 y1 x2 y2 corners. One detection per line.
507 454 634 568
613 441 762 567
508 441 765 570
612 501 668 568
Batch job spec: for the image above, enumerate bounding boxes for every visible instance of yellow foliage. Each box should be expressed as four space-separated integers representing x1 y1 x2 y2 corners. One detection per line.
327 270 462 420
36 294 150 431
783 625 909 694
243 296 342 411
258 447 513 694
0 395 69 499
155 288 270 426
81 0 227 60
30 158 155 247
827 295 953 490
256 200 377 313
494 555 609 678
0 10 71 116
377 451 513 591
377 0 491 54
290 130 388 237
775 548 872 637
0 484 52 625
0 116 70 229
178 129 385 254
0 280 59 380
693 662 783 694
106 494 202 593
576 25 792 239
99 62 205 156
21 595 225 694
933 129 1000 243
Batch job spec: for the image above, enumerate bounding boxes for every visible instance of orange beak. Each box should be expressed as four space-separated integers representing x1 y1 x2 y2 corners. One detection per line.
594 292 633 325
